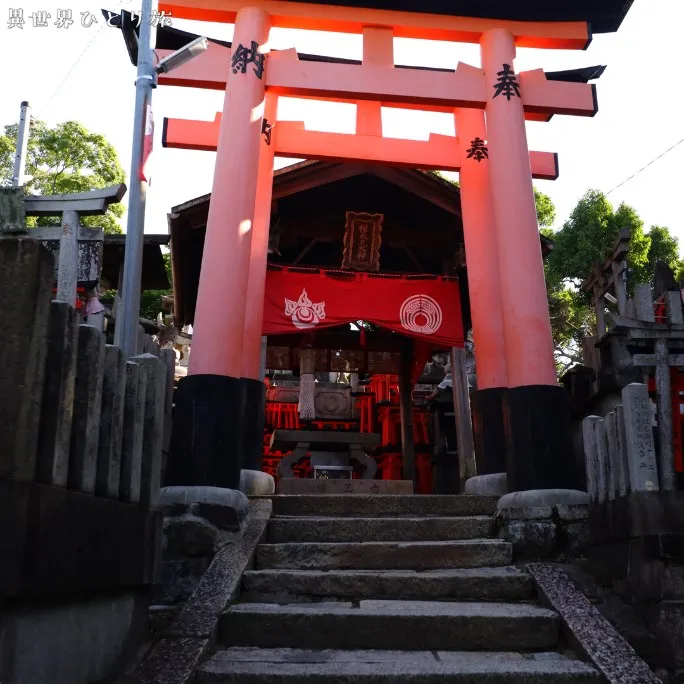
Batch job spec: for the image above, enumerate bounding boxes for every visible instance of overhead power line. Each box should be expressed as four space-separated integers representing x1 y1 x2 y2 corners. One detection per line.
606 136 684 196
38 24 105 118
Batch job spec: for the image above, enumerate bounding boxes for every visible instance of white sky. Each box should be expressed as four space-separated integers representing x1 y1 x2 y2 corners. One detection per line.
1 0 682 242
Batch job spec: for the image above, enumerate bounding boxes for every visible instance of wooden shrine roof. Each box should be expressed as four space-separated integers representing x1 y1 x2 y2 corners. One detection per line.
107 10 611 72
106 2 632 40
168 161 554 331
279 0 633 34
102 234 170 291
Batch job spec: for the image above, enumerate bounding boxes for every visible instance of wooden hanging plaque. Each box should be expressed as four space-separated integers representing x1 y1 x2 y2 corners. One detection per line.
341 211 383 271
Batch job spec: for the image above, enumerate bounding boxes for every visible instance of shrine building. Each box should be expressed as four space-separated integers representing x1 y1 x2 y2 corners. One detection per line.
111 0 634 493
167 159 558 490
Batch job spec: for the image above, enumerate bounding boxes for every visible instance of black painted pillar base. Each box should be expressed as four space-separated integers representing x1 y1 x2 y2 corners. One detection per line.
242 378 265 472
471 387 506 475
166 375 246 489
503 384 576 491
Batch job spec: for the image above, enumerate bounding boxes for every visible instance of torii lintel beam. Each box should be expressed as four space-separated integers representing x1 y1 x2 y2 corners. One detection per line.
22 183 128 217
159 1 590 49
156 47 597 118
161 114 560 180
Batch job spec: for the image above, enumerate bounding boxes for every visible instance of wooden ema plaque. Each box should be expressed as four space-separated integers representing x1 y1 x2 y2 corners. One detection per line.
342 212 383 271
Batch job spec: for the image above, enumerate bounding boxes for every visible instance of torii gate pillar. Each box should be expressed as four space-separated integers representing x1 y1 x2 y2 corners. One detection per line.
455 108 508 477
167 6 271 489
481 28 575 490
241 93 278 472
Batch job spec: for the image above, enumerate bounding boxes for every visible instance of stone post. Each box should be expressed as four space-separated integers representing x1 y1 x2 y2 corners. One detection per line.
36 302 79 487
0 187 27 235
96 345 127 497
120 360 147 503
0 239 53 480
56 209 80 305
621 383 659 492
581 416 601 503
133 354 167 508
68 325 105 493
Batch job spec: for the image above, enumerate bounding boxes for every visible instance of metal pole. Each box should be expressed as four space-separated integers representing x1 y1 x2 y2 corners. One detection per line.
115 0 158 358
12 101 31 187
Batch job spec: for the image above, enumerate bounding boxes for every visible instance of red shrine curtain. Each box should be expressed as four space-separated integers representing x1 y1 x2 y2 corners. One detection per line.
262 269 465 349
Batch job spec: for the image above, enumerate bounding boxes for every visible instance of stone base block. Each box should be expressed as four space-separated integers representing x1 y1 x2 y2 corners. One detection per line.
240 469 275 496
242 378 265 472
160 486 249 532
465 473 508 496
166 375 246 489
498 489 589 517
471 387 506 475
501 520 558 559
503 385 577 491
156 486 249 605
497 489 589 560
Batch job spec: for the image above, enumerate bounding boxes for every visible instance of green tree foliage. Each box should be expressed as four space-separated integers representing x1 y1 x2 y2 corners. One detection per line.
0 120 126 233
543 189 682 373
534 187 556 228
545 189 651 291
431 170 459 187
646 225 684 282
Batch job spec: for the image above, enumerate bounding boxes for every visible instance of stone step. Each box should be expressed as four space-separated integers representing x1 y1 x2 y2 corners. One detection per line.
198 648 602 683
219 601 560 651
271 495 498 518
256 539 512 570
242 567 533 601
267 516 495 543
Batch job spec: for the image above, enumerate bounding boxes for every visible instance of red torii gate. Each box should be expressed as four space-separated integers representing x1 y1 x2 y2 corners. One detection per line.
161 0 608 493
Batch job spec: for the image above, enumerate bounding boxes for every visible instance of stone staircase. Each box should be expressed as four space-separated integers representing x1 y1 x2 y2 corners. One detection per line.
196 495 602 683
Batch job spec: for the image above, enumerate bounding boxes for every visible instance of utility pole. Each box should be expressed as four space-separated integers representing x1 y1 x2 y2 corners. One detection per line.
115 0 159 358
12 101 32 187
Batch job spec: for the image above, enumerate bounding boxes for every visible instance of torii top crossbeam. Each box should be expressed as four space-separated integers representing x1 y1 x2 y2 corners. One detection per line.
161 0 632 47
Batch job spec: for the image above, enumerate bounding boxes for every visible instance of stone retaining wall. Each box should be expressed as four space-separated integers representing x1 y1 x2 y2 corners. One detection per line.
496 490 590 560
0 238 171 684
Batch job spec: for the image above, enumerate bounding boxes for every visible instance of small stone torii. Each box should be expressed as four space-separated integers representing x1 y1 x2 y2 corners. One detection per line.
6 184 127 328
581 228 684 492
604 286 684 493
